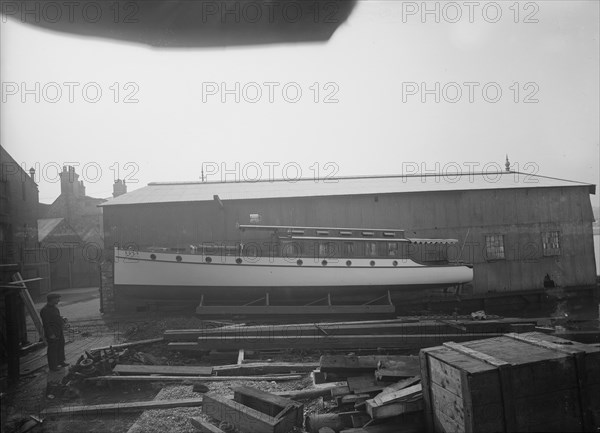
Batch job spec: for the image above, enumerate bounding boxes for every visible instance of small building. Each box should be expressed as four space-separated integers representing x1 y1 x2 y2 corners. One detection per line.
37 218 101 289
99 171 597 312
41 166 106 290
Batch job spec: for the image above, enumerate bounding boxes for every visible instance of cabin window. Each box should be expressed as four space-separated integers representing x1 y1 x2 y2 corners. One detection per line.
422 243 446 262
318 241 336 258
344 242 355 257
387 242 399 256
281 240 302 259
365 241 377 257
542 231 561 256
485 234 505 260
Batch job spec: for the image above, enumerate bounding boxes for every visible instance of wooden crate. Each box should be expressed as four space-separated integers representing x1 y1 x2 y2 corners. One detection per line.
419 332 600 432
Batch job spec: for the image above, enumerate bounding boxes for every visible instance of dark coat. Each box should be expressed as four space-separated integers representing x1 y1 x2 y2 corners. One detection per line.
40 304 64 339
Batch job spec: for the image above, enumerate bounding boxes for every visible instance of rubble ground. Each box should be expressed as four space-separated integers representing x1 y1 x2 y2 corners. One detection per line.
8 315 329 433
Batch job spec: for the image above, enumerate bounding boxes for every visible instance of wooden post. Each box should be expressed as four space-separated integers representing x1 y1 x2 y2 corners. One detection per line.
5 292 20 384
12 272 45 339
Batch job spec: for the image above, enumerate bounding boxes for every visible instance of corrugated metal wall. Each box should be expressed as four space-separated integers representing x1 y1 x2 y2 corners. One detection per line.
103 185 597 293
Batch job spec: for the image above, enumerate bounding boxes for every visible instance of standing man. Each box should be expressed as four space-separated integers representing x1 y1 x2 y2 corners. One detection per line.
40 293 69 371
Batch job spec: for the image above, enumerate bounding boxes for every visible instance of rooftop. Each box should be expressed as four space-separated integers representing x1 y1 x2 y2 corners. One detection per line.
99 171 596 207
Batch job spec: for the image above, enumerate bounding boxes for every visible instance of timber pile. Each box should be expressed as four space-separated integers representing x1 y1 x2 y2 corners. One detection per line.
188 352 428 433
301 354 426 432
165 317 537 352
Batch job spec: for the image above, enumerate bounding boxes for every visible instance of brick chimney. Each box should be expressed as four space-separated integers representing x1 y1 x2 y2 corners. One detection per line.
113 179 127 197
60 165 81 197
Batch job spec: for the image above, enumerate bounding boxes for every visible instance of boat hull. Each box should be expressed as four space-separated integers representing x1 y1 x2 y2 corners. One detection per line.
113 249 473 298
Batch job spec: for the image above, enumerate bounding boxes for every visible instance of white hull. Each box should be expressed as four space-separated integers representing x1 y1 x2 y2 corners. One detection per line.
114 249 473 289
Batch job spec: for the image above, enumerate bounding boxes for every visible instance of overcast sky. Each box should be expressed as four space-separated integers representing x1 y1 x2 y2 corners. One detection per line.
1 1 598 205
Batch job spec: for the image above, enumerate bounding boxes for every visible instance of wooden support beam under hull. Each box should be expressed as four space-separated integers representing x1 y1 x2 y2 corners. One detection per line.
195 290 395 316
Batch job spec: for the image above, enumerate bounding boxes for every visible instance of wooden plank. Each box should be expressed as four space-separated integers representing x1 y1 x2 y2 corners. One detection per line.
347 376 391 394
437 319 467 332
460 370 474 433
366 384 422 407
427 355 464 399
375 376 421 397
177 321 448 338
189 417 225 433
91 337 163 351
85 374 302 383
213 361 319 376
273 384 343 400
375 368 417 381
498 365 516 432
112 364 213 376
13 273 45 338
233 386 298 409
430 382 465 428
233 386 303 427
321 355 420 374
331 386 352 398
8 277 44 285
419 348 434 433
443 341 510 367
194 334 505 351
504 332 586 356
203 394 281 433
573 351 594 432
365 385 423 419
42 398 204 416
366 399 423 419
166 318 420 340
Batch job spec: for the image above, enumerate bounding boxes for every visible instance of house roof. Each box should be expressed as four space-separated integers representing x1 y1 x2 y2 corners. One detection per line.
37 218 82 244
99 171 596 207
37 218 64 242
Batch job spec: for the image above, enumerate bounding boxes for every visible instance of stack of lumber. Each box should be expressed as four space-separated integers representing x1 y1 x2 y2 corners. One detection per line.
84 362 306 383
165 317 537 352
303 354 427 433
319 354 421 383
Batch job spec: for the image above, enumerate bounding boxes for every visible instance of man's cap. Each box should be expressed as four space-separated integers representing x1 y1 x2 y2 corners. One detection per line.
47 293 61 301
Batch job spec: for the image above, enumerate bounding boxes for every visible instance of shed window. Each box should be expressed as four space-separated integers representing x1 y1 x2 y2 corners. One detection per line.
485 234 505 260
542 231 561 256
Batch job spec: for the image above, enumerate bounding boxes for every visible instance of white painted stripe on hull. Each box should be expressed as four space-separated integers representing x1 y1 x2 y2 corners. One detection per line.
114 249 473 288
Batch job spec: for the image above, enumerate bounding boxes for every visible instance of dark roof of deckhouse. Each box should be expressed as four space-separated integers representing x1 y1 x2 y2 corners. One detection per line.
99 172 596 207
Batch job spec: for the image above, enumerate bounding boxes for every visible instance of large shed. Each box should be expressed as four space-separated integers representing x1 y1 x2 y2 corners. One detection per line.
99 171 597 311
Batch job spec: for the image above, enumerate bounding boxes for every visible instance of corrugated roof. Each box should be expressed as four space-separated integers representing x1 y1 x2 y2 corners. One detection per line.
100 171 596 207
